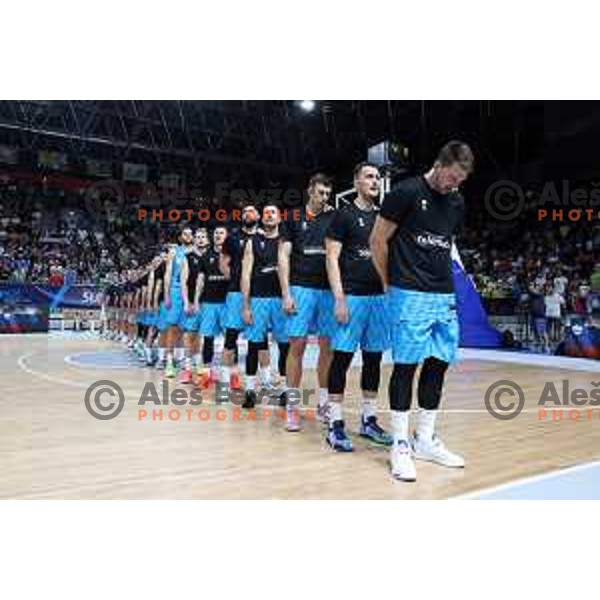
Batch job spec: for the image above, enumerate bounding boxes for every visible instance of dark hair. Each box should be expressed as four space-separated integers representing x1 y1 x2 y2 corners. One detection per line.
353 161 379 179
436 141 475 173
308 173 332 189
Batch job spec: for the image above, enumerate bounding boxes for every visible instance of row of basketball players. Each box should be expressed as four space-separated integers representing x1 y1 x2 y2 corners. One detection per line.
101 140 474 482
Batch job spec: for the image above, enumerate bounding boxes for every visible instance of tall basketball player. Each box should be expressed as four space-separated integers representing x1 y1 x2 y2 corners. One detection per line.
197 226 229 385
279 174 336 424
123 269 137 349
117 272 128 342
179 230 206 384
144 251 166 366
190 227 210 373
104 277 119 340
241 204 290 413
221 205 260 391
324 162 393 451
112 276 124 341
370 141 474 481
160 226 194 378
133 263 151 362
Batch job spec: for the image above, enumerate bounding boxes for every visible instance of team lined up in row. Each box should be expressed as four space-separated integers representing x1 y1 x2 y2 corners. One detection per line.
103 141 474 482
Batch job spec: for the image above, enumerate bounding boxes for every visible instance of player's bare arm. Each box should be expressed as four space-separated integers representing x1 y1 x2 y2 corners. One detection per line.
369 216 398 291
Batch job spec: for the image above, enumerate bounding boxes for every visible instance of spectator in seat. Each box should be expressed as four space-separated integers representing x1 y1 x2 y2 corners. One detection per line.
48 266 64 287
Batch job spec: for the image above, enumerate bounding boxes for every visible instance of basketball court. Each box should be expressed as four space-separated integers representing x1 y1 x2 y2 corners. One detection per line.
3 331 599 499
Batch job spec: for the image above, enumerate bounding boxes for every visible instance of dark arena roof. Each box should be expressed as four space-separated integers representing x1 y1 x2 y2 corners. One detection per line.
1 100 598 195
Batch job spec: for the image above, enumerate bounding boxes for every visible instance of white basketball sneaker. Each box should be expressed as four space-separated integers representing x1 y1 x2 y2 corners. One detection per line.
390 440 417 482
285 406 302 432
412 433 465 468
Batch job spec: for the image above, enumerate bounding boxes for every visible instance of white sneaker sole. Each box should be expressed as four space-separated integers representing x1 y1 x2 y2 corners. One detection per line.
391 471 417 482
390 456 417 481
413 452 465 468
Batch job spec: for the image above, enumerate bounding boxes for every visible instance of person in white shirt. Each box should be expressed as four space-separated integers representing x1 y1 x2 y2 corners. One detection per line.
545 284 565 343
553 271 568 297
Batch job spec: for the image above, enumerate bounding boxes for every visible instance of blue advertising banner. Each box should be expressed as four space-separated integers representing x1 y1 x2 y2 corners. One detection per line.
33 284 103 309
0 284 105 333
0 284 49 333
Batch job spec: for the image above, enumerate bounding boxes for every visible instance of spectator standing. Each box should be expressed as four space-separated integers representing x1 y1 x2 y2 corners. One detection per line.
529 283 549 352
544 283 565 343
553 270 569 297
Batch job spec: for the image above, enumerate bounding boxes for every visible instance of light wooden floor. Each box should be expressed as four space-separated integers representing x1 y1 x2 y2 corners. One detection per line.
1 333 599 499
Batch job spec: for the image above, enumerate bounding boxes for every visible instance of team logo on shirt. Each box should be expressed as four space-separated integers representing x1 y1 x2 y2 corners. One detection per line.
260 266 277 274
358 217 365 227
303 246 325 255
415 232 451 250
420 198 428 211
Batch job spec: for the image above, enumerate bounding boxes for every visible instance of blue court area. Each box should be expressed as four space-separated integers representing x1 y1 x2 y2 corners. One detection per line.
463 462 600 499
64 350 135 369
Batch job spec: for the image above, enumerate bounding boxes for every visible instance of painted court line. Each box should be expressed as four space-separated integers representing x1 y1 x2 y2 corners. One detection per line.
17 352 141 396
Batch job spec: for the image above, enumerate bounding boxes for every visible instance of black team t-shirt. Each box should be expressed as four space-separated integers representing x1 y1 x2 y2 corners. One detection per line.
154 262 165 281
223 228 255 293
379 175 464 294
326 201 383 296
106 284 118 307
137 273 149 293
113 281 124 308
124 280 137 299
121 286 128 306
250 233 281 298
136 273 149 304
151 263 165 305
153 262 165 288
118 283 128 307
184 251 204 304
280 207 336 290
199 249 229 303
